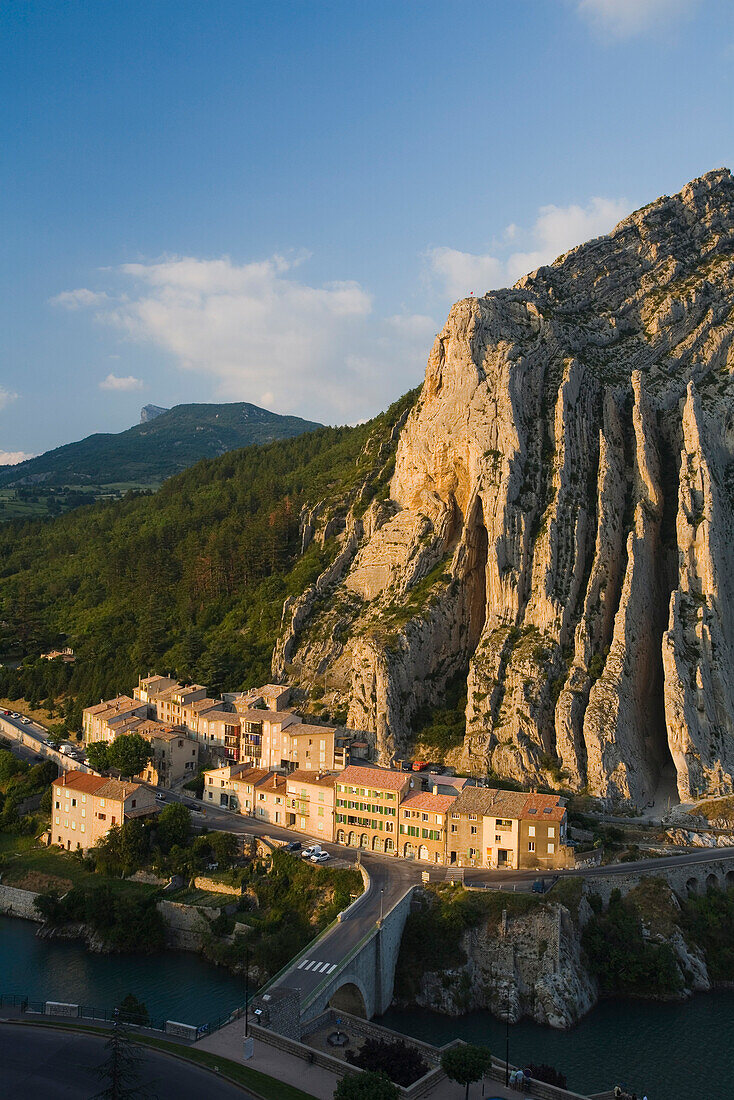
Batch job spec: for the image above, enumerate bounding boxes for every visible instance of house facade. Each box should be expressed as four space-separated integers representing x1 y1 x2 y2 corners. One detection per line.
51 771 156 852
334 765 411 854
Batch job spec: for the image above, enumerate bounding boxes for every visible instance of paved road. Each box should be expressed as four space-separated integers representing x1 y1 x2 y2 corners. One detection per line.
0 1023 253 1099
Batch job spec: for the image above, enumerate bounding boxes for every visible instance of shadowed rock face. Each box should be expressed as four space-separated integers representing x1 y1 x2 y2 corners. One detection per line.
276 168 734 807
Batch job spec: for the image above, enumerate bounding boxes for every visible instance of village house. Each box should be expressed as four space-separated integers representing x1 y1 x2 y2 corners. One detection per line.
286 769 336 841
334 764 413 854
447 786 571 870
51 771 157 852
134 721 199 786
82 696 148 743
398 790 455 864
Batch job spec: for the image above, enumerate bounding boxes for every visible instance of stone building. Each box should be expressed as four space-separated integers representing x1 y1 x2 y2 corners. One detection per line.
51 771 157 852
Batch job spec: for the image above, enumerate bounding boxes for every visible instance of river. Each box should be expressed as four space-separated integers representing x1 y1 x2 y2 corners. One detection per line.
0 915 244 1027
381 998 728 1099
1 911 726 1098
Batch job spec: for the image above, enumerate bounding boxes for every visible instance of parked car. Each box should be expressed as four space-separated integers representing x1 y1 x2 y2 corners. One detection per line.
1 709 10 715
284 841 302 852
10 712 20 719
155 793 167 802
301 844 323 859
21 717 31 724
411 760 430 772
310 850 330 863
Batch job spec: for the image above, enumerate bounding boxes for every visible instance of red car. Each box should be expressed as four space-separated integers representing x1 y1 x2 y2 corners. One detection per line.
411 760 429 771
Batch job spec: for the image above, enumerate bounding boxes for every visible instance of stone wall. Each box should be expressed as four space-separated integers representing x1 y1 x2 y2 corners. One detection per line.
156 900 217 951
192 876 241 896
583 854 734 904
0 883 42 920
0 717 88 774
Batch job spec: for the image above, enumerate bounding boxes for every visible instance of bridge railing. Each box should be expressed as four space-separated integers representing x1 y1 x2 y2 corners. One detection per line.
301 921 379 1012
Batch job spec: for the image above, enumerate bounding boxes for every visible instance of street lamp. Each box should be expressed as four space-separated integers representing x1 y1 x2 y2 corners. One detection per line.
243 946 254 1060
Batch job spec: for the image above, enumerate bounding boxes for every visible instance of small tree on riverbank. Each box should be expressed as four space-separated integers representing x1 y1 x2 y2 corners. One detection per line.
441 1044 492 1100
334 1070 399 1099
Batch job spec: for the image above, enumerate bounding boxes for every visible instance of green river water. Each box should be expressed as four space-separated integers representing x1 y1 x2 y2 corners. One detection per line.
0 913 723 1098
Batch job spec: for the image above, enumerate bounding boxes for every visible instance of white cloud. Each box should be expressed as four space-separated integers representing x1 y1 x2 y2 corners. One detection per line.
577 0 699 38
426 195 629 298
58 255 436 422
99 373 144 392
0 451 34 466
0 386 17 411
52 288 111 310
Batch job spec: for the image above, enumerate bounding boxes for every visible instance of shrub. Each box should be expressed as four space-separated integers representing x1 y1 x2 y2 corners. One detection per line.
346 1037 428 1087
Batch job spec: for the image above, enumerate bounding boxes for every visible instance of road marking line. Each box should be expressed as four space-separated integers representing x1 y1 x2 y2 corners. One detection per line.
326 964 337 974
297 959 310 969
304 961 317 970
316 962 330 972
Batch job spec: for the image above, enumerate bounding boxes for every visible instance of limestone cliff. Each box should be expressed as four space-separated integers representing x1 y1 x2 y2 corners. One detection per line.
275 168 734 807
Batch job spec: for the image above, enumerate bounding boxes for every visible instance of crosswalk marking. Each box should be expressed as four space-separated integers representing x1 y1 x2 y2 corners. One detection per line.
295 958 338 975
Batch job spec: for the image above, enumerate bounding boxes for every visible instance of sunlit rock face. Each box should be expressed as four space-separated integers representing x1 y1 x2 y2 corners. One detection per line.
277 169 734 807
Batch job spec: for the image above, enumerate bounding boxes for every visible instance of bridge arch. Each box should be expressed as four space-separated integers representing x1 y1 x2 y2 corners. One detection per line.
706 872 719 891
726 870 734 889
328 976 370 1018
686 877 698 895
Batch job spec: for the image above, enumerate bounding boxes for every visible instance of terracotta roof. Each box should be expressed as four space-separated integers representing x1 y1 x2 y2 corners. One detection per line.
95 778 144 801
199 709 240 725
521 793 566 821
189 698 222 714
286 722 337 738
337 765 410 792
401 791 456 814
287 770 337 789
238 707 294 724
255 772 287 793
450 786 529 819
54 771 107 795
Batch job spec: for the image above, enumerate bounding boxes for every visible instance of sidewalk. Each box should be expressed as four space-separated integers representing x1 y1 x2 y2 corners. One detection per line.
198 1018 531 1100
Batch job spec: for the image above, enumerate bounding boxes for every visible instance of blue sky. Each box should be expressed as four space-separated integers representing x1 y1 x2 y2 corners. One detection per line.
2 0 733 459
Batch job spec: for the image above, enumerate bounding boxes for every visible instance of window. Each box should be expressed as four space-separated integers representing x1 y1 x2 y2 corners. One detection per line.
131 799 136 808
80 824 85 834
97 813 106 822
496 818 512 828
71 821 76 830
548 842 555 853
55 801 60 810
528 841 535 852
422 813 429 822
71 798 77 807
81 794 86 804
55 816 60 825
470 826 478 835
100 798 105 808
548 826 555 837
495 835 502 843
528 825 535 837
468 813 477 821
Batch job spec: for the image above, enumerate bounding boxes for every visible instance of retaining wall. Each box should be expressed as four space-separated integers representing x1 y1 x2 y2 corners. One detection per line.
156 900 218 951
0 883 41 920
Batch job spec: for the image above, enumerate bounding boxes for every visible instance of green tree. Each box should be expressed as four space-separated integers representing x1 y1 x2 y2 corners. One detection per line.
107 734 152 778
333 1071 399 1100
156 801 191 850
440 1045 492 1100
116 994 149 1026
86 741 111 773
92 1017 153 1099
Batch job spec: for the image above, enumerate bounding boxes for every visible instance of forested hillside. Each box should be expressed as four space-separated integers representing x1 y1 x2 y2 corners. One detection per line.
0 390 417 729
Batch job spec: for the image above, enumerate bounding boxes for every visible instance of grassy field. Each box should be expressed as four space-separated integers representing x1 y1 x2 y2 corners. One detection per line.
0 832 157 899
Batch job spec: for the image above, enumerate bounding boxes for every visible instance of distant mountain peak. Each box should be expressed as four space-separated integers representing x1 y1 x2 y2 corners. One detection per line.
140 404 169 424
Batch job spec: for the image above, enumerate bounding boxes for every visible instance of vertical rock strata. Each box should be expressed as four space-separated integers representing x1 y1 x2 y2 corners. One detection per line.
276 168 734 806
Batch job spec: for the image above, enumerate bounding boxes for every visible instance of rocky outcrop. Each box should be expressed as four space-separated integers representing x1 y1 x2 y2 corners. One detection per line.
408 899 597 1029
276 168 734 807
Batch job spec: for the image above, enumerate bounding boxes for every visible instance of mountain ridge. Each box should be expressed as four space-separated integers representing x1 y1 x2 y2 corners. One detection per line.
0 401 323 494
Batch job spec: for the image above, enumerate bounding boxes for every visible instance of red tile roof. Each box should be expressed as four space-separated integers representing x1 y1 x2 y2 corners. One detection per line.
54 771 108 795
401 791 456 814
337 765 410 792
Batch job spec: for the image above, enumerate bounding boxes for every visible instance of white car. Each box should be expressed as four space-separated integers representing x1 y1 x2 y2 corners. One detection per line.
11 712 20 719
310 851 330 863
21 717 31 724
